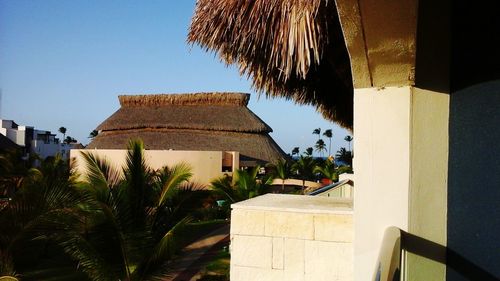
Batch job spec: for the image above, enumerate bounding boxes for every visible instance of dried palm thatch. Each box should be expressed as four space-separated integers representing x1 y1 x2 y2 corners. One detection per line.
89 93 287 163
119 92 249 107
88 129 286 164
188 0 353 128
97 93 270 133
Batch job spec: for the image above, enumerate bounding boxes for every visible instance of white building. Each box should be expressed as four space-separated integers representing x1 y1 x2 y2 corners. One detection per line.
0 119 77 160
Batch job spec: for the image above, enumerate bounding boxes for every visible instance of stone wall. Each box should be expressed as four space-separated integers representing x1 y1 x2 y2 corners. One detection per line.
230 194 353 281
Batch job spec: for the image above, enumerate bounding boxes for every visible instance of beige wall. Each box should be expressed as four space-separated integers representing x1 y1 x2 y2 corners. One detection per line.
230 194 353 281
353 86 449 280
353 86 411 281
70 149 228 186
407 88 448 280
317 183 353 199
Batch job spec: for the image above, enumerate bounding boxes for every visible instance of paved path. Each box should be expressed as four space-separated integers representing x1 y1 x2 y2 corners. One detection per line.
164 223 230 281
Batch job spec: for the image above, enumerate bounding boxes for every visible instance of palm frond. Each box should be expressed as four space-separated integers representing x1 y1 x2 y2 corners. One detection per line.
210 176 236 203
134 216 192 279
156 163 193 207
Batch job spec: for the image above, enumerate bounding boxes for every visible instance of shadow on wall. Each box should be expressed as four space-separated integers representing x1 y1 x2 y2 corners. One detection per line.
447 80 500 280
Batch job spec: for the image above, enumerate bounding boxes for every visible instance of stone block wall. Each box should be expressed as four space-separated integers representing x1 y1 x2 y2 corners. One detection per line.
230 194 354 281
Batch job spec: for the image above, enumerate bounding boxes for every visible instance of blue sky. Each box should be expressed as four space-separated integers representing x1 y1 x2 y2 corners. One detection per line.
0 0 351 156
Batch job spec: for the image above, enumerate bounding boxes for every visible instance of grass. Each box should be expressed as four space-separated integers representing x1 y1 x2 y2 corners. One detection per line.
197 248 230 281
180 219 228 248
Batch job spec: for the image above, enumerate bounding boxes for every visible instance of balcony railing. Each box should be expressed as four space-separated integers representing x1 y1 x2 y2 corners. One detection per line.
373 227 497 281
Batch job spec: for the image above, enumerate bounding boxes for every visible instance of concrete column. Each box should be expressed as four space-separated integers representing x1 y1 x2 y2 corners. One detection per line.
353 86 448 280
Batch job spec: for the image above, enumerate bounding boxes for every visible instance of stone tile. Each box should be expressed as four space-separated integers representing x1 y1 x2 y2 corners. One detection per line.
273 237 284 269
283 238 305 281
304 240 353 281
314 214 353 242
231 235 272 268
265 211 314 239
231 209 266 236
231 266 284 281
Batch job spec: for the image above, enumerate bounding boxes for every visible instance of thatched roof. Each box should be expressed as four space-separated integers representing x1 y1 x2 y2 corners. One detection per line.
96 92 271 133
88 93 286 163
188 0 353 128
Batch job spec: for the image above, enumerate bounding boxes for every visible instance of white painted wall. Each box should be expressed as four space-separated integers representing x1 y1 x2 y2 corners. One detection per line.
32 140 60 159
70 149 228 186
353 86 449 280
353 87 411 281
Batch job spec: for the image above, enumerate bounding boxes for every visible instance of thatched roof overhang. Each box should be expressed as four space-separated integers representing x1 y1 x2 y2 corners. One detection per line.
87 129 286 164
188 0 353 128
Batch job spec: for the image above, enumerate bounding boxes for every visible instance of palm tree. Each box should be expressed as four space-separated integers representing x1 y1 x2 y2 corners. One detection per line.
88 130 98 139
314 158 337 183
72 139 209 280
344 135 353 152
266 159 291 192
323 129 333 156
335 147 353 167
58 127 67 140
312 128 321 140
0 153 91 280
315 139 327 157
291 147 300 157
0 139 210 280
210 166 267 203
292 156 315 194
304 147 314 157
64 136 76 144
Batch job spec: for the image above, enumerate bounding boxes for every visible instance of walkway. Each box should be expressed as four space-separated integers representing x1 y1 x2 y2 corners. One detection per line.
164 223 230 281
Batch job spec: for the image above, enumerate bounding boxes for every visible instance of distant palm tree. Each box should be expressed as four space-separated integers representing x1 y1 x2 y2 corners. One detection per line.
344 135 353 152
292 156 315 194
210 166 267 203
315 139 327 157
266 159 291 192
314 158 337 183
291 147 300 157
58 126 67 140
323 129 333 156
64 136 76 144
335 147 353 167
88 130 98 139
304 147 314 157
312 128 321 140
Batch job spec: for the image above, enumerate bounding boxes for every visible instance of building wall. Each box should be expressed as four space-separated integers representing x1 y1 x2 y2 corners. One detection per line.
353 86 449 280
230 194 353 281
316 183 353 199
32 140 60 159
353 86 411 281
407 88 449 280
447 80 500 280
70 149 228 186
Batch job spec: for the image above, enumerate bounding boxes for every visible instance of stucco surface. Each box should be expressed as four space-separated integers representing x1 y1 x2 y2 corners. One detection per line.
70 149 225 186
447 81 500 280
335 0 417 88
353 87 411 281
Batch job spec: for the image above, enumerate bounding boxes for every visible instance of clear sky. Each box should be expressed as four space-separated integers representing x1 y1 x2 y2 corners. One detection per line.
0 0 351 157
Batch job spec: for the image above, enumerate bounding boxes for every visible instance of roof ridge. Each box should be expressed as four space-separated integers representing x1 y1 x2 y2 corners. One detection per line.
119 92 250 107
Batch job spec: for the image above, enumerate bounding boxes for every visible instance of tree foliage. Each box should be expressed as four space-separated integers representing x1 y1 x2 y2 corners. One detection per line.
0 139 211 280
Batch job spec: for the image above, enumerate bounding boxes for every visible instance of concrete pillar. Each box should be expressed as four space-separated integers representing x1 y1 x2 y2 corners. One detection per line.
353 86 449 280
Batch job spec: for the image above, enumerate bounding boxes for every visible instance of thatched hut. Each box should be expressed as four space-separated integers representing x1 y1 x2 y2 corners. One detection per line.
87 92 286 165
